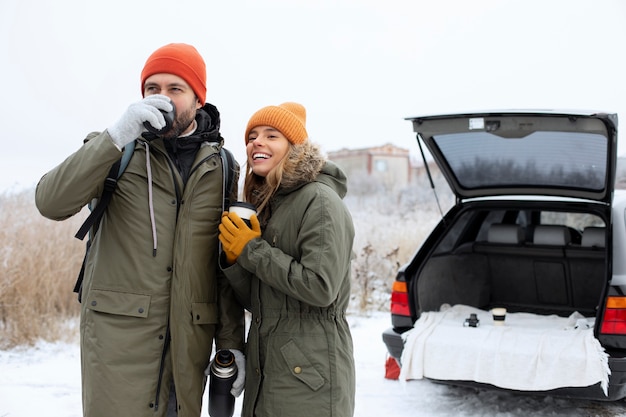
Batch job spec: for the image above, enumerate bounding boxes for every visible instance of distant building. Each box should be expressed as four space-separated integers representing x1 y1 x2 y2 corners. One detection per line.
327 143 412 189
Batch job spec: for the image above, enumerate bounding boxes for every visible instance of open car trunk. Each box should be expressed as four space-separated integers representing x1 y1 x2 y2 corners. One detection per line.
401 199 617 399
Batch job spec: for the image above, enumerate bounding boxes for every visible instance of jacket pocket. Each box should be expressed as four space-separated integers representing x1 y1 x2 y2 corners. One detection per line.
191 302 218 324
280 339 325 391
85 289 150 318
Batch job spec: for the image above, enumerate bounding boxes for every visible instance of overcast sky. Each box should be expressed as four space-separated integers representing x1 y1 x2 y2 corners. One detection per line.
2 0 626 193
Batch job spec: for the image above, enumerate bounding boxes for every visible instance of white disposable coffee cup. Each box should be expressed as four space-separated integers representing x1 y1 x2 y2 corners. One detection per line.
229 201 256 227
492 307 507 326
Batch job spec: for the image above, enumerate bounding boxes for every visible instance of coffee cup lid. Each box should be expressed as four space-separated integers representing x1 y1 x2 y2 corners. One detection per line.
230 201 256 211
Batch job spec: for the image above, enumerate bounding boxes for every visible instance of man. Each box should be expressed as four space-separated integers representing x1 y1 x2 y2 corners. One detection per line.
36 43 245 417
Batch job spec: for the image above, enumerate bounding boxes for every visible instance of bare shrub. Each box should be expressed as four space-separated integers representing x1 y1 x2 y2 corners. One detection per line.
349 243 400 313
0 189 85 348
345 180 447 314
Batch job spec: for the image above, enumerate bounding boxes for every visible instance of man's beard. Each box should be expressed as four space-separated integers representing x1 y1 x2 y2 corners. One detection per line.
161 106 197 139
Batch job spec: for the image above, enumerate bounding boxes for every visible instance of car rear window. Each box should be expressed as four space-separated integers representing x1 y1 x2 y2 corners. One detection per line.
432 131 608 191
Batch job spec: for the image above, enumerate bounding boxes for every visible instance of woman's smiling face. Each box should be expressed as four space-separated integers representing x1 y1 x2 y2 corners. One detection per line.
246 126 290 177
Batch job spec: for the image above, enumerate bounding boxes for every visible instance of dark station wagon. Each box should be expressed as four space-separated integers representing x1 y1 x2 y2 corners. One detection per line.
382 110 626 400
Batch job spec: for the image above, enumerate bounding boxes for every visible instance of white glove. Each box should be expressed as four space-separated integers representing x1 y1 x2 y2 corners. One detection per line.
229 349 246 397
108 94 173 148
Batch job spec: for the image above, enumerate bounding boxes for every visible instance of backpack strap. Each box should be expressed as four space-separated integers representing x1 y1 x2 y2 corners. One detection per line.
220 147 237 210
74 143 135 240
72 142 135 302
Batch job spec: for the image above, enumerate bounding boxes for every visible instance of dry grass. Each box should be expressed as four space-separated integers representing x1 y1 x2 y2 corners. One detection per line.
0 189 85 348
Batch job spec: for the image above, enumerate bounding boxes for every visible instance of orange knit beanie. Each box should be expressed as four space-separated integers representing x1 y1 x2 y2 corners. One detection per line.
140 43 207 104
245 102 308 145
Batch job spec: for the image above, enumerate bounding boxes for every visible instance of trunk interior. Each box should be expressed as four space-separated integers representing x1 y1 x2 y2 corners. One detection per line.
412 205 608 319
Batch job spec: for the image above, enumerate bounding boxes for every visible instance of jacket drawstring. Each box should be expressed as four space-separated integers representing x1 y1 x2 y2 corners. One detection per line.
143 142 158 257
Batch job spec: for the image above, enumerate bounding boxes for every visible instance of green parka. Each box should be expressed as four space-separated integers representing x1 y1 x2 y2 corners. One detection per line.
222 153 356 417
35 104 244 417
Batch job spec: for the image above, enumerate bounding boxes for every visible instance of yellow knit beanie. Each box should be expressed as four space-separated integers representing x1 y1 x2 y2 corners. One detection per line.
245 102 308 145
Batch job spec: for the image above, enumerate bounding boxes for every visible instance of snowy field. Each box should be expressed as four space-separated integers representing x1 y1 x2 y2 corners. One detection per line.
2 312 626 417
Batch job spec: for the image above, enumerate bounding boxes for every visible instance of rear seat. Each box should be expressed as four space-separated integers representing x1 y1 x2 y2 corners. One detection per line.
475 224 578 315
566 226 607 312
529 225 571 307
581 226 606 248
418 224 605 316
474 224 538 310
487 224 524 244
532 225 571 246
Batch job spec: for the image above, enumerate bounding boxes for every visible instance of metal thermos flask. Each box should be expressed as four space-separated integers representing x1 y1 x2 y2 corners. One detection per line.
208 350 237 417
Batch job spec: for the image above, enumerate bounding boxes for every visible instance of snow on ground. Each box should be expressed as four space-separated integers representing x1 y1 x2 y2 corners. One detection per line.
2 312 626 417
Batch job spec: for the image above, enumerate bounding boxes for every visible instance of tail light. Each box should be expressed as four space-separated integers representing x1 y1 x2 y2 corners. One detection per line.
600 296 626 335
390 281 410 317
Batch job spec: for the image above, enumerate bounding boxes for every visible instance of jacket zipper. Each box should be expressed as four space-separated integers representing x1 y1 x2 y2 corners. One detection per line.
153 322 171 411
154 145 219 411
150 146 219 410
151 146 179 411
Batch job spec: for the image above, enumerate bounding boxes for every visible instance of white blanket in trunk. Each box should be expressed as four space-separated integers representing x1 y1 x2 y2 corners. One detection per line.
399 304 610 395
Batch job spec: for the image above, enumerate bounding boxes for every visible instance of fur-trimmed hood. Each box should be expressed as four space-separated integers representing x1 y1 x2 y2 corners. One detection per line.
278 144 348 199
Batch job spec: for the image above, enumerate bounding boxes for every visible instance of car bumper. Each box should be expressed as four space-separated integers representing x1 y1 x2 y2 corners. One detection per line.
381 326 626 401
382 327 405 362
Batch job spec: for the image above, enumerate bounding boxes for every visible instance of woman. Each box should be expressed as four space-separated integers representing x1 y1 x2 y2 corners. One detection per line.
218 102 356 417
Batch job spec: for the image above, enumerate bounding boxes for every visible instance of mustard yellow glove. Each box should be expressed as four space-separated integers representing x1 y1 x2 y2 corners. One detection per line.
219 211 261 264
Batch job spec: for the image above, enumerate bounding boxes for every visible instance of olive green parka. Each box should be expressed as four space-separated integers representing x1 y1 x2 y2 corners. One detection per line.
35 104 244 417
222 150 356 417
